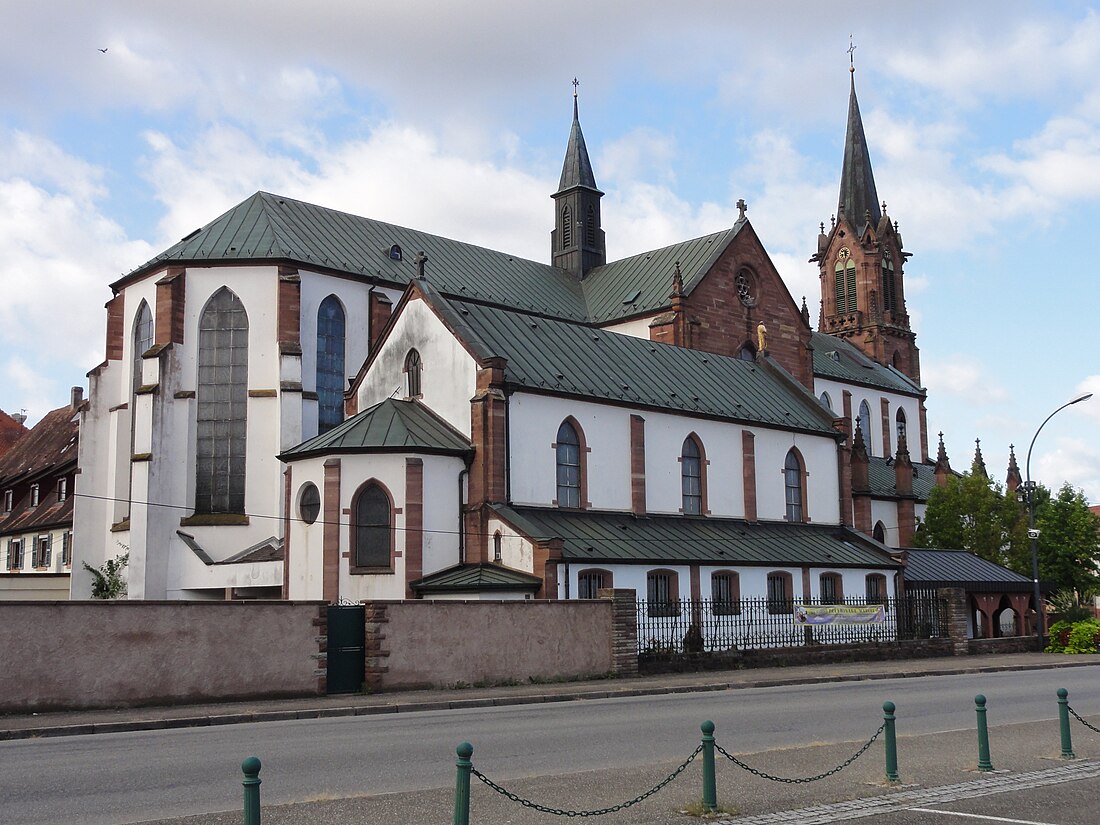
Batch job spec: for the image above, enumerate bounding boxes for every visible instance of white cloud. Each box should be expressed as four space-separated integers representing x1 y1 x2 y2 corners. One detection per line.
923 355 1010 405
1037 436 1100 505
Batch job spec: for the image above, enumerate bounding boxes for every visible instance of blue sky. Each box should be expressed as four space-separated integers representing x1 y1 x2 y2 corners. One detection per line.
1 1 1097 501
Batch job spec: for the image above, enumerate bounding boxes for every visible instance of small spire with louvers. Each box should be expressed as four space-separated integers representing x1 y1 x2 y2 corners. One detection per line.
838 65 881 232
557 79 600 194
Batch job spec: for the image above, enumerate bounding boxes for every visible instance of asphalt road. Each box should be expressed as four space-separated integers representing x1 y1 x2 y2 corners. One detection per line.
2 665 1099 825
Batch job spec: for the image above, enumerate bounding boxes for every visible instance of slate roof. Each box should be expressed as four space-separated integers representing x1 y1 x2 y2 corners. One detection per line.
435 295 836 434
581 225 744 323
867 457 937 502
838 75 881 233
811 332 923 395
410 562 543 593
557 97 600 193
177 531 284 565
903 549 1040 593
0 410 28 459
280 398 472 460
0 405 79 536
121 192 590 321
494 505 900 569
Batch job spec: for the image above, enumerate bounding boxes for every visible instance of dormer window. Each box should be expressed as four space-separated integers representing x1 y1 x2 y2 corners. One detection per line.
3 490 11 513
57 478 68 503
389 244 403 261
30 484 39 507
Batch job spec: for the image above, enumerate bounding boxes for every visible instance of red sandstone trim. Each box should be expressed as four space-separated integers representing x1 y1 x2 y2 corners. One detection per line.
404 458 424 598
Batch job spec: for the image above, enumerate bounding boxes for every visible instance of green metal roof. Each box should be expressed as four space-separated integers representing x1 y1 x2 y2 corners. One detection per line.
581 225 743 323
410 562 542 593
866 457 936 502
122 191 589 321
495 505 899 568
280 398 471 461
811 332 923 395
441 296 836 434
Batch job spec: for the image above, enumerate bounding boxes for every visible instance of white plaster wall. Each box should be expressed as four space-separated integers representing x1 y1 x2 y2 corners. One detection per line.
641 412 744 518
1 527 73 575
752 431 839 524
286 461 326 601
356 297 477 437
599 315 659 340
870 500 900 547
486 517 534 573
508 394 631 511
815 377 924 460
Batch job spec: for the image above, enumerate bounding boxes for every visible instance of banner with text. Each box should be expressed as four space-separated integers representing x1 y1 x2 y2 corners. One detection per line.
794 604 886 625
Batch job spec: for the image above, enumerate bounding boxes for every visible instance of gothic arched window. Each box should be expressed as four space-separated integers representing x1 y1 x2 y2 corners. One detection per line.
895 408 907 445
819 391 833 411
352 481 392 569
784 449 805 523
555 419 584 508
133 301 153 393
834 249 857 313
316 295 346 434
196 288 248 514
738 344 756 361
404 349 422 398
873 521 887 544
681 435 704 515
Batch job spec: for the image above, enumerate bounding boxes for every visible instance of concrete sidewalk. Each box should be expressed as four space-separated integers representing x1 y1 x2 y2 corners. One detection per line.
2 652 1096 741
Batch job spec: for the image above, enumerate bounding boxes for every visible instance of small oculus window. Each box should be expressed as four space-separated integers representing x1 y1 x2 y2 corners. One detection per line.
298 483 321 525
735 268 756 306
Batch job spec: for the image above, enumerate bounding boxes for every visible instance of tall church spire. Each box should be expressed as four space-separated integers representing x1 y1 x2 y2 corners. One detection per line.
838 66 881 232
551 80 605 278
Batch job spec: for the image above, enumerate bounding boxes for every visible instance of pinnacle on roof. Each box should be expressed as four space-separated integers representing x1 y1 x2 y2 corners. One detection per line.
838 70 881 233
556 86 601 194
971 438 988 479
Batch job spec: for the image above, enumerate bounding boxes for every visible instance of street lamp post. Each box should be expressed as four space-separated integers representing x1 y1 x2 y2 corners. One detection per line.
1024 392 1093 650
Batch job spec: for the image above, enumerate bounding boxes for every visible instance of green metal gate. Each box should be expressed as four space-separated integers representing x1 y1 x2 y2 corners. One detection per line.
326 604 365 694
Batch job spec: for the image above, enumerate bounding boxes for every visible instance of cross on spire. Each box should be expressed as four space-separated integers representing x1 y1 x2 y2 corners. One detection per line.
572 77 579 98
848 35 856 73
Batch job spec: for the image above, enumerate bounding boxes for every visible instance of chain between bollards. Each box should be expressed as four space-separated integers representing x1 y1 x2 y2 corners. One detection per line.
241 756 261 825
1057 688 1075 759
975 694 993 772
454 742 473 825
882 701 899 782
701 720 717 813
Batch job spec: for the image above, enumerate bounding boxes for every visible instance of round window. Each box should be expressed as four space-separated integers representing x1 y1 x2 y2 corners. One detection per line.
735 268 756 306
299 483 321 525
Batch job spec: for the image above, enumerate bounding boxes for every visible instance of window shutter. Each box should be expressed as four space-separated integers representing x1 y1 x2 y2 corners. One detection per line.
44 535 52 566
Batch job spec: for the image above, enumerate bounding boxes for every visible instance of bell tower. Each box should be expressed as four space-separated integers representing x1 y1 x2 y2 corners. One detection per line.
812 61 921 383
551 81 605 279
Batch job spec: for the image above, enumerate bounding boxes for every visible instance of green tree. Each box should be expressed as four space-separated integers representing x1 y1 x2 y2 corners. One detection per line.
1009 483 1100 598
912 471 1027 567
83 552 129 599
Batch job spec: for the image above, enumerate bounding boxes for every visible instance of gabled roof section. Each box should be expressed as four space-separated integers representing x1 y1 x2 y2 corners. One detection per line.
495 505 900 568
904 548 1041 593
445 296 836 434
581 224 745 323
811 332 923 395
557 96 601 194
867 457 937 502
178 531 284 565
0 406 78 487
0 410 28 458
119 192 589 321
838 73 881 234
280 398 471 461
410 562 542 593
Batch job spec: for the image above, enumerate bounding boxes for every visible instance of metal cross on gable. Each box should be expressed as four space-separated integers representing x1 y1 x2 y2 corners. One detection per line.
736 198 747 220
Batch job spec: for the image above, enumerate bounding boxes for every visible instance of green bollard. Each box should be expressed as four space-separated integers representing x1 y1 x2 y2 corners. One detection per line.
975 695 993 772
701 720 717 813
1058 688 1076 759
883 701 899 783
241 756 261 825
454 742 473 825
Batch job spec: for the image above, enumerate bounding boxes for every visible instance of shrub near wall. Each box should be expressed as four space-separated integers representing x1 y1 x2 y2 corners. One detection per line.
1046 618 1100 654
0 601 328 712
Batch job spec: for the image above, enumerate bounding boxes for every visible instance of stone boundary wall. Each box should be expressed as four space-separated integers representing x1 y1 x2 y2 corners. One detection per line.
363 598 622 691
968 636 1035 655
0 601 327 712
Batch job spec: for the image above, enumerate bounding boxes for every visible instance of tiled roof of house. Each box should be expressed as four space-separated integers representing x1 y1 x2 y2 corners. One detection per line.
280 398 472 460
494 505 900 569
0 405 79 535
0 410 28 458
433 294 837 434
903 548 1038 593
811 331 922 395
410 562 543 593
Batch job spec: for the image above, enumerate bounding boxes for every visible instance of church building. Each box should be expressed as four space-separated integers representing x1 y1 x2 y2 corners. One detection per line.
74 68 940 608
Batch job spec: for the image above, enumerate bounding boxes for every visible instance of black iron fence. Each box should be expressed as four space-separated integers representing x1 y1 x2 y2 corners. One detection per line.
637 595 946 654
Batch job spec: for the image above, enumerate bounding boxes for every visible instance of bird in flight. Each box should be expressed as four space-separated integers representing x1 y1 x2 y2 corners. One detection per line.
98 47 108 53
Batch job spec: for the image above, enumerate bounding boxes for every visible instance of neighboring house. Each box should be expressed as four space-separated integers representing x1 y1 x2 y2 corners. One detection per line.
76 70 960 606
0 392 80 600
0 409 29 459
